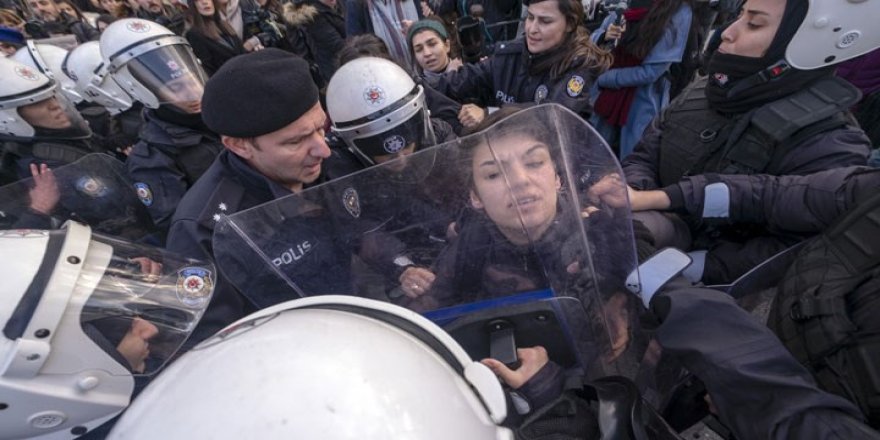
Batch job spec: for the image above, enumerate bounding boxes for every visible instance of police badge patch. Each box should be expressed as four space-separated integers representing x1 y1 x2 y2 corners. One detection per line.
566 75 585 97
176 267 213 307
76 176 109 197
14 66 39 81
534 85 549 103
383 134 406 153
363 86 385 105
342 187 361 218
134 182 153 207
126 20 151 33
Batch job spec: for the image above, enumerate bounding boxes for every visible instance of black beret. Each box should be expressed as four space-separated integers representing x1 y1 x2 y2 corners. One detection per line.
201 49 319 138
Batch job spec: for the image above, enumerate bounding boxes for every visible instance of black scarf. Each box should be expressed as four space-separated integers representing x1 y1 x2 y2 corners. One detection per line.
525 37 571 79
705 0 833 114
155 104 211 132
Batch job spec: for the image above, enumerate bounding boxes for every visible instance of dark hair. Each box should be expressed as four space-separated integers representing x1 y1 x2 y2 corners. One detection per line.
459 104 562 189
95 12 115 27
56 0 88 20
623 0 688 59
185 0 237 41
337 33 393 67
524 0 612 78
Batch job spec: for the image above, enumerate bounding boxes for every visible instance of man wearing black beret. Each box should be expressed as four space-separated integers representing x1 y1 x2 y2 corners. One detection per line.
166 48 332 348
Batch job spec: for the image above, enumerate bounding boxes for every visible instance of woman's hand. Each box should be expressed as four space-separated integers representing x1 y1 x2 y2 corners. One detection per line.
587 173 629 208
458 103 486 129
605 22 626 41
447 57 463 71
28 163 59 215
243 36 264 52
481 346 549 389
398 266 436 298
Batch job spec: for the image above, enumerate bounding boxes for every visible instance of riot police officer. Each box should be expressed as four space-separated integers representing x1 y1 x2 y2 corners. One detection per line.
100 18 222 238
0 56 99 185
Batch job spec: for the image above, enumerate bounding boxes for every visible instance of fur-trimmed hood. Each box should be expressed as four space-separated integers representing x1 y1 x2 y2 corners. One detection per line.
283 2 319 26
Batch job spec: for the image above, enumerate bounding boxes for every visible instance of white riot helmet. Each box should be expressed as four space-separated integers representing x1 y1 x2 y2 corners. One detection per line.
109 295 512 440
0 56 88 139
787 0 879 70
327 57 436 166
11 41 84 105
0 222 214 439
63 41 134 115
99 19 207 113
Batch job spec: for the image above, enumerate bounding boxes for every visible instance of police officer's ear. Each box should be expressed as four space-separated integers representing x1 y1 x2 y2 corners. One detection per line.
222 135 256 160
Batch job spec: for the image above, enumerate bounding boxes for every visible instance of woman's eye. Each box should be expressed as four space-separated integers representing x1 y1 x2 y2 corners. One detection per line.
746 22 760 30
484 172 500 180
526 161 544 169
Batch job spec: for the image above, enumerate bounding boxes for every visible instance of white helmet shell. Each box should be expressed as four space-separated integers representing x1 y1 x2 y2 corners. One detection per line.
327 57 425 141
99 18 204 109
787 0 879 70
1 221 214 439
0 224 133 439
11 41 84 104
0 56 58 138
109 296 513 440
64 41 134 115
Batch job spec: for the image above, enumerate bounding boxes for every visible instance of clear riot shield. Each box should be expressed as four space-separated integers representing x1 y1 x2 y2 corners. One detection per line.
0 153 156 240
214 104 645 378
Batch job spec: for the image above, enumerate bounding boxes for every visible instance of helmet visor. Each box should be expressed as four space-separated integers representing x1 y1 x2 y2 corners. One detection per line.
127 44 206 113
78 232 214 375
23 88 91 139
350 108 436 166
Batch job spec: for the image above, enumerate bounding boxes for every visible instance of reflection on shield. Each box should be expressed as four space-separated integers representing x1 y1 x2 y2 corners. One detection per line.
213 104 647 381
0 153 156 240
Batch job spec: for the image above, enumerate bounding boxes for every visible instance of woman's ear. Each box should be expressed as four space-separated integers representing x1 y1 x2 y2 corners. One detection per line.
556 174 562 190
469 189 484 209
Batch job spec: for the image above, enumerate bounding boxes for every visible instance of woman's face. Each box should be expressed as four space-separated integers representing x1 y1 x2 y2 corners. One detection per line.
718 0 786 58
18 96 73 130
56 2 76 17
411 29 450 73
194 0 215 17
524 0 569 54
100 0 122 14
470 132 560 245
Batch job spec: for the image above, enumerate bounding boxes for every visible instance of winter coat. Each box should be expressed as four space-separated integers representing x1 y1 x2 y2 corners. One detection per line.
185 28 245 76
283 0 346 84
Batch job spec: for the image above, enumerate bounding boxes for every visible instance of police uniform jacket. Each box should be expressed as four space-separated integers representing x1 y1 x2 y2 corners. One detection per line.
0 135 101 185
433 39 596 118
166 149 288 346
671 166 880 235
623 78 871 283
127 109 224 238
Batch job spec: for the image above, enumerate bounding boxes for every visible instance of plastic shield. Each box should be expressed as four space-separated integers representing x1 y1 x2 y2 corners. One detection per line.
214 104 644 377
0 153 156 240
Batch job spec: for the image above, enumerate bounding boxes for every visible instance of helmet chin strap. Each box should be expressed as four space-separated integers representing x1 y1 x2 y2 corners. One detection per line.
725 58 793 99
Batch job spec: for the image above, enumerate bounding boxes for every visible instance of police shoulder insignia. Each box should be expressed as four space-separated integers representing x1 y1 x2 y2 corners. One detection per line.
134 182 153 207
534 84 549 103
566 75 585 98
342 187 361 218
176 267 213 307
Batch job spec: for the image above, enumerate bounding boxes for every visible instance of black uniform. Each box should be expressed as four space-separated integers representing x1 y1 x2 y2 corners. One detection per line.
0 130 102 185
624 77 871 283
167 149 342 347
434 39 597 118
127 107 224 238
